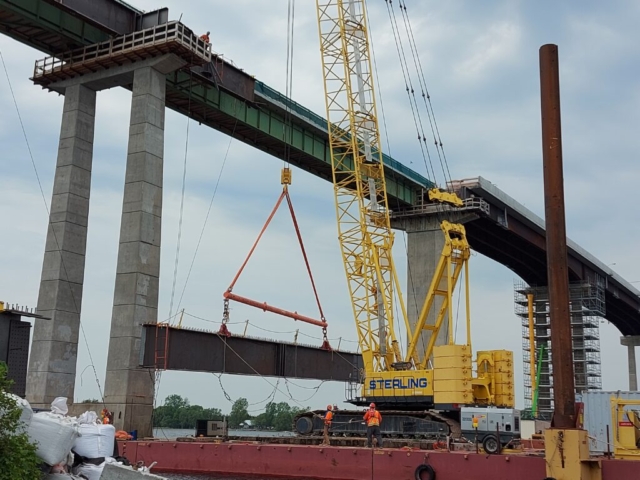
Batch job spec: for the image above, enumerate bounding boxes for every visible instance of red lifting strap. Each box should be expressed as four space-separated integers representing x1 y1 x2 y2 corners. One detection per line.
225 188 327 330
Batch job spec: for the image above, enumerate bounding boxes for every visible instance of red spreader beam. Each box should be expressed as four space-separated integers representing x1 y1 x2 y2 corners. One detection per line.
223 291 328 328
222 181 329 341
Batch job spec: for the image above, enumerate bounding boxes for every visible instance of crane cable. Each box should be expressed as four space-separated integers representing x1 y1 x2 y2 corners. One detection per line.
385 0 451 227
174 107 240 315
168 73 193 321
365 4 436 358
384 0 437 185
0 48 106 405
283 0 296 167
398 0 452 188
154 73 195 419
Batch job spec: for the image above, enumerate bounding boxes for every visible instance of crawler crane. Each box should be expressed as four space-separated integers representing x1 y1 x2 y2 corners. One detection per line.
294 0 519 449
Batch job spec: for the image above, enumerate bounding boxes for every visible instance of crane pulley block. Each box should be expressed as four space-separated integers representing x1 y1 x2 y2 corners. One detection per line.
428 188 464 208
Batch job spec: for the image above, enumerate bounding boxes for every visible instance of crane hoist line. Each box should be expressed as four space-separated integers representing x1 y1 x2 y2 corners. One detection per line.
294 0 519 445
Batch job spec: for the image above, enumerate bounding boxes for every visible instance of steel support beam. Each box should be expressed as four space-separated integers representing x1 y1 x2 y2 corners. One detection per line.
141 325 363 382
540 44 575 428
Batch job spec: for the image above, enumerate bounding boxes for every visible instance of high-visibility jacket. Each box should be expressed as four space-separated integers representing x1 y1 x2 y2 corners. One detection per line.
324 411 334 425
364 410 382 427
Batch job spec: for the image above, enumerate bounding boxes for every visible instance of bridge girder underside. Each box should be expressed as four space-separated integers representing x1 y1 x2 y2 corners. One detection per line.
466 217 638 336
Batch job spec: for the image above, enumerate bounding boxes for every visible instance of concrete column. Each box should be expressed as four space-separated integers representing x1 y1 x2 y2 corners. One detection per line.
399 217 448 358
621 336 640 391
627 345 637 391
103 67 165 437
26 84 96 407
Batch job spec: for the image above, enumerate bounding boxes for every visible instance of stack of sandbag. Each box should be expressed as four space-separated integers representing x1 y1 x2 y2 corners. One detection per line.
70 410 116 480
27 397 79 467
1 392 33 433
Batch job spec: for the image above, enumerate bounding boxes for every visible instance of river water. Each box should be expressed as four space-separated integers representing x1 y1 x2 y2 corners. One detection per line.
151 428 300 480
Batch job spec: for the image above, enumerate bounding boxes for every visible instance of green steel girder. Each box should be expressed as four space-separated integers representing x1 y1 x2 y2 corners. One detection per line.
0 0 427 205
0 0 109 53
166 71 420 205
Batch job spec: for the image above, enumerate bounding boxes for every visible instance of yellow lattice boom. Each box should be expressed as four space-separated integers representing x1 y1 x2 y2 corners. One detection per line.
315 0 406 373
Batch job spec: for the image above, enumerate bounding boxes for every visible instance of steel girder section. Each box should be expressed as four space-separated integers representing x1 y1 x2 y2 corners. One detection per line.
0 0 109 53
42 0 139 35
165 71 418 205
141 324 363 382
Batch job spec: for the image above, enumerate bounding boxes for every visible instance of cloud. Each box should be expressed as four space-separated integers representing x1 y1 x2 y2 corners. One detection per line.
1 0 638 414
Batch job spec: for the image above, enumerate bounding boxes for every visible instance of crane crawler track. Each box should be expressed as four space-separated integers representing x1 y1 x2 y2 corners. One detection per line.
293 410 461 440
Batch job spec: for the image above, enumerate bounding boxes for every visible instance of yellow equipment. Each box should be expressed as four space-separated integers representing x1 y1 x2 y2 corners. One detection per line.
611 397 640 460
313 0 513 412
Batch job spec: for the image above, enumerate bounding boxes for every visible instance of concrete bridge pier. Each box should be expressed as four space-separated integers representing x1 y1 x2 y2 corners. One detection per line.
620 335 640 391
401 217 448 352
103 66 168 437
26 84 97 408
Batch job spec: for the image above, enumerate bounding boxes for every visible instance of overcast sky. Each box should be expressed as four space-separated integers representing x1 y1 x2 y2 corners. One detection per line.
1 0 639 417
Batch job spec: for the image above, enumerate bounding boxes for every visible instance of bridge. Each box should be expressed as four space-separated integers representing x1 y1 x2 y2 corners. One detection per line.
2 0 639 436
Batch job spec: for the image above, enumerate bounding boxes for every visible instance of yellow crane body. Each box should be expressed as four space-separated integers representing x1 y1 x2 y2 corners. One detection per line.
314 0 514 413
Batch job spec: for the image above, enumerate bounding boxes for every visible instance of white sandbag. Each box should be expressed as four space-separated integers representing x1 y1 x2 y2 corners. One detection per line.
1 393 33 432
78 410 98 425
51 397 69 415
72 461 105 480
73 423 115 458
27 412 78 466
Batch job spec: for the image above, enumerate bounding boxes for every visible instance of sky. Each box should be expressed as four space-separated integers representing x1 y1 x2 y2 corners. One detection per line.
1 0 639 416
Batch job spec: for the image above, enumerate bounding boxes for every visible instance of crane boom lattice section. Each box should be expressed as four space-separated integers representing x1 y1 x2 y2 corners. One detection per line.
315 0 399 372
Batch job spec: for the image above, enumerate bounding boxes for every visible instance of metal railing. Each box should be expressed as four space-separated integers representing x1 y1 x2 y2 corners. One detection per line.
34 21 211 79
391 196 489 218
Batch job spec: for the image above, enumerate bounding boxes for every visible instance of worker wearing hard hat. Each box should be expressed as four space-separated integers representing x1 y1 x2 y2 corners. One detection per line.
321 405 333 446
200 31 210 44
363 403 382 448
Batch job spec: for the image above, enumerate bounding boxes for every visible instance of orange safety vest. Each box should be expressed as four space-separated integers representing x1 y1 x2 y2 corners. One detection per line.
325 411 333 425
364 410 381 427
472 417 478 429
200 34 210 43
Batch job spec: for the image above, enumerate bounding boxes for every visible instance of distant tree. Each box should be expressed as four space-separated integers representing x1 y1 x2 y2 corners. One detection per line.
253 412 269 429
80 398 100 403
164 394 189 409
153 395 223 429
252 402 308 431
0 362 40 480
272 402 292 431
228 398 249 428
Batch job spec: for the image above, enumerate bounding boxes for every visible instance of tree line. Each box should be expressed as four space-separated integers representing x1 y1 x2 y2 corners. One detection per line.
153 394 308 431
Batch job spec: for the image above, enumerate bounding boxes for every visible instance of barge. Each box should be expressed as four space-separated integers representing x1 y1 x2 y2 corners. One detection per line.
120 439 637 480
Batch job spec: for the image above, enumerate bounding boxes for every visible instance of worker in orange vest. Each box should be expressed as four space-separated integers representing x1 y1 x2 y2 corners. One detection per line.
363 403 382 448
200 31 210 44
321 405 333 446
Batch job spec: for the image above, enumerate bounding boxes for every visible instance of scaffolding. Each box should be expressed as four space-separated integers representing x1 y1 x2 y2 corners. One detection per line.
514 279 604 420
